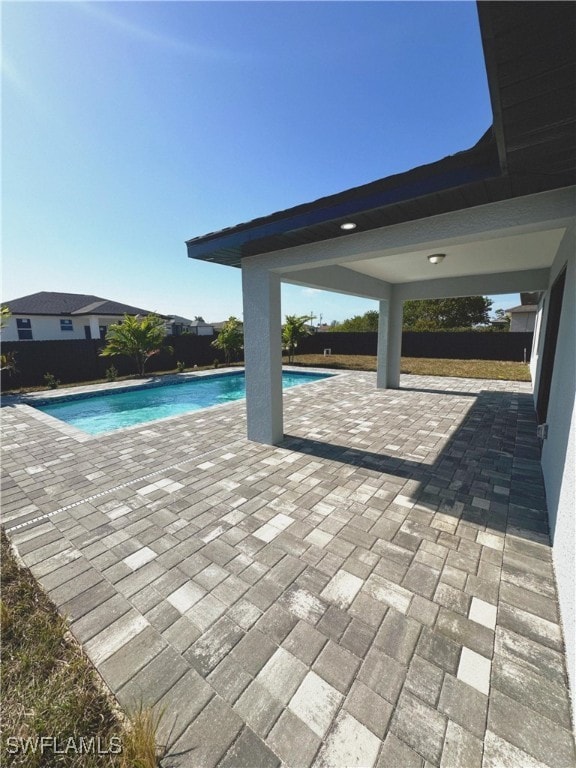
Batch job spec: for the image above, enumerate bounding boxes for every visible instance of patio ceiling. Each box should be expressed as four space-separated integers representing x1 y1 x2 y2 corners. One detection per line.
333 229 566 285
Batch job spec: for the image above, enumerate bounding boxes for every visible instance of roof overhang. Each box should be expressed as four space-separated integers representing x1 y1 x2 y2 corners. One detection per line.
185 2 575 276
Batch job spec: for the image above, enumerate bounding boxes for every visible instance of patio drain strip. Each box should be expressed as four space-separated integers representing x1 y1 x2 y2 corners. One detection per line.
5 439 249 533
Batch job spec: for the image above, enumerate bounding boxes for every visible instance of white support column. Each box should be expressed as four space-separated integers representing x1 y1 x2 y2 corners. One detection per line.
242 264 283 444
376 291 403 389
89 316 101 340
376 299 389 389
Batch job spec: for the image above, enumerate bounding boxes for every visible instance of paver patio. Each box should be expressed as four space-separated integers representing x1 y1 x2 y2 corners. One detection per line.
1 370 574 767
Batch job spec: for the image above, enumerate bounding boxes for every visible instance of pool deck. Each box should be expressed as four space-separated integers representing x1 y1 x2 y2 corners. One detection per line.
2 370 575 767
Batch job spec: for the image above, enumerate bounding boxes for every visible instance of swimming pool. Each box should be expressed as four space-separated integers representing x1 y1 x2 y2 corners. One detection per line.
33 370 332 435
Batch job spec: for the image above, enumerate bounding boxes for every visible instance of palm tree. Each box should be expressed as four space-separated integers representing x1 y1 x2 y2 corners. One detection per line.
211 317 243 365
100 314 170 376
282 315 313 364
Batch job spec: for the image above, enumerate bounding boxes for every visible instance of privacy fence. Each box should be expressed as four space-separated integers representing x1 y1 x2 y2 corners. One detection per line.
299 331 534 362
0 335 225 389
1 331 533 390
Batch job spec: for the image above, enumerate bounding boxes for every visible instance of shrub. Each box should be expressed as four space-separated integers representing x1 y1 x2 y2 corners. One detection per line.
43 372 60 389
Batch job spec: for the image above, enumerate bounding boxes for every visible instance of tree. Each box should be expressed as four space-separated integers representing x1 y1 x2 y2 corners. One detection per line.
493 309 511 331
282 315 313 363
211 316 243 365
402 297 493 330
100 314 169 376
331 310 379 332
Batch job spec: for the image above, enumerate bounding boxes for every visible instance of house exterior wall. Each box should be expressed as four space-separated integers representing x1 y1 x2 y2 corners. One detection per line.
1 315 87 341
509 310 536 332
1 314 122 342
535 225 576 700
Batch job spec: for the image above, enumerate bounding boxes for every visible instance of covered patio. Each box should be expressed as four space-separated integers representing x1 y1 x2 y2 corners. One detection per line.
2 371 575 766
186 0 576 717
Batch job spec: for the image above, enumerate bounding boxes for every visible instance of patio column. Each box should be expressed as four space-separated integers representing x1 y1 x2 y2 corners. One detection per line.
241 263 283 444
376 292 403 389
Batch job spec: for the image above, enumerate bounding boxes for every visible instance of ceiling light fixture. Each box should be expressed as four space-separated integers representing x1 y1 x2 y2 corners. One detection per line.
340 222 357 231
427 253 446 264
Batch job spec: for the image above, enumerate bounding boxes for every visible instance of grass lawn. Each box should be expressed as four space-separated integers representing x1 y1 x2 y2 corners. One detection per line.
0 530 162 767
283 354 532 382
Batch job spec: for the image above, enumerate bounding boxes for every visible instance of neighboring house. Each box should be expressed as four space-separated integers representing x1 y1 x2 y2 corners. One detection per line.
186 3 576 698
167 316 214 336
211 320 244 334
1 292 163 341
165 315 213 336
187 319 214 336
507 304 538 332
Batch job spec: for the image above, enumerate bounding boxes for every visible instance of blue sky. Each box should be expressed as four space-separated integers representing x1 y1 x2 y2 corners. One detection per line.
2 1 517 323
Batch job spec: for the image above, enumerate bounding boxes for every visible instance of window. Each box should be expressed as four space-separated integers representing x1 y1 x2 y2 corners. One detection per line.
537 267 566 423
16 318 33 340
60 318 74 332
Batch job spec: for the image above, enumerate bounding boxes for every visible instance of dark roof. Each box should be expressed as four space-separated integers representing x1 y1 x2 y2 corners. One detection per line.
186 1 576 268
4 292 160 317
477 2 576 187
187 130 501 266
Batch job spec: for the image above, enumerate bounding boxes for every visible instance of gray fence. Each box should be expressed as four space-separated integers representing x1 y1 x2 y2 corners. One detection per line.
1 330 533 390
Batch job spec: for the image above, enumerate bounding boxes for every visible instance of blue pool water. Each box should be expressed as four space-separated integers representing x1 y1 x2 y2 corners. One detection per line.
34 371 332 435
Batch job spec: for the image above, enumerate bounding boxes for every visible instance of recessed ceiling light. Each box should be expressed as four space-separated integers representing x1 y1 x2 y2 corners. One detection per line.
340 222 357 231
427 253 446 264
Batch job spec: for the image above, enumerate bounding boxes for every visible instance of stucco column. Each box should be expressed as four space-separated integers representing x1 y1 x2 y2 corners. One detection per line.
241 264 283 444
89 316 100 340
376 292 403 389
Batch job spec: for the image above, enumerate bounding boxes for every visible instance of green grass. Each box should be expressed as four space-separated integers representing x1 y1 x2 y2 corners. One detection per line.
0 530 163 767
284 354 531 381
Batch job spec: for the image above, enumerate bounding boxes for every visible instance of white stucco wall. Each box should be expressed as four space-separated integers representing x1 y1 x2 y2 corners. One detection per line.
538 225 576 702
1 315 87 341
509 311 536 332
242 264 283 444
1 315 121 341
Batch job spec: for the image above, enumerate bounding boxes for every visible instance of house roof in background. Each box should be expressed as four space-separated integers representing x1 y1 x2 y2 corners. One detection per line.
4 291 160 318
506 304 538 313
186 1 575 268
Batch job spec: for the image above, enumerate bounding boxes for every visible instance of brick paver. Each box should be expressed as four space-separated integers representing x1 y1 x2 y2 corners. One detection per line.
2 370 574 767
